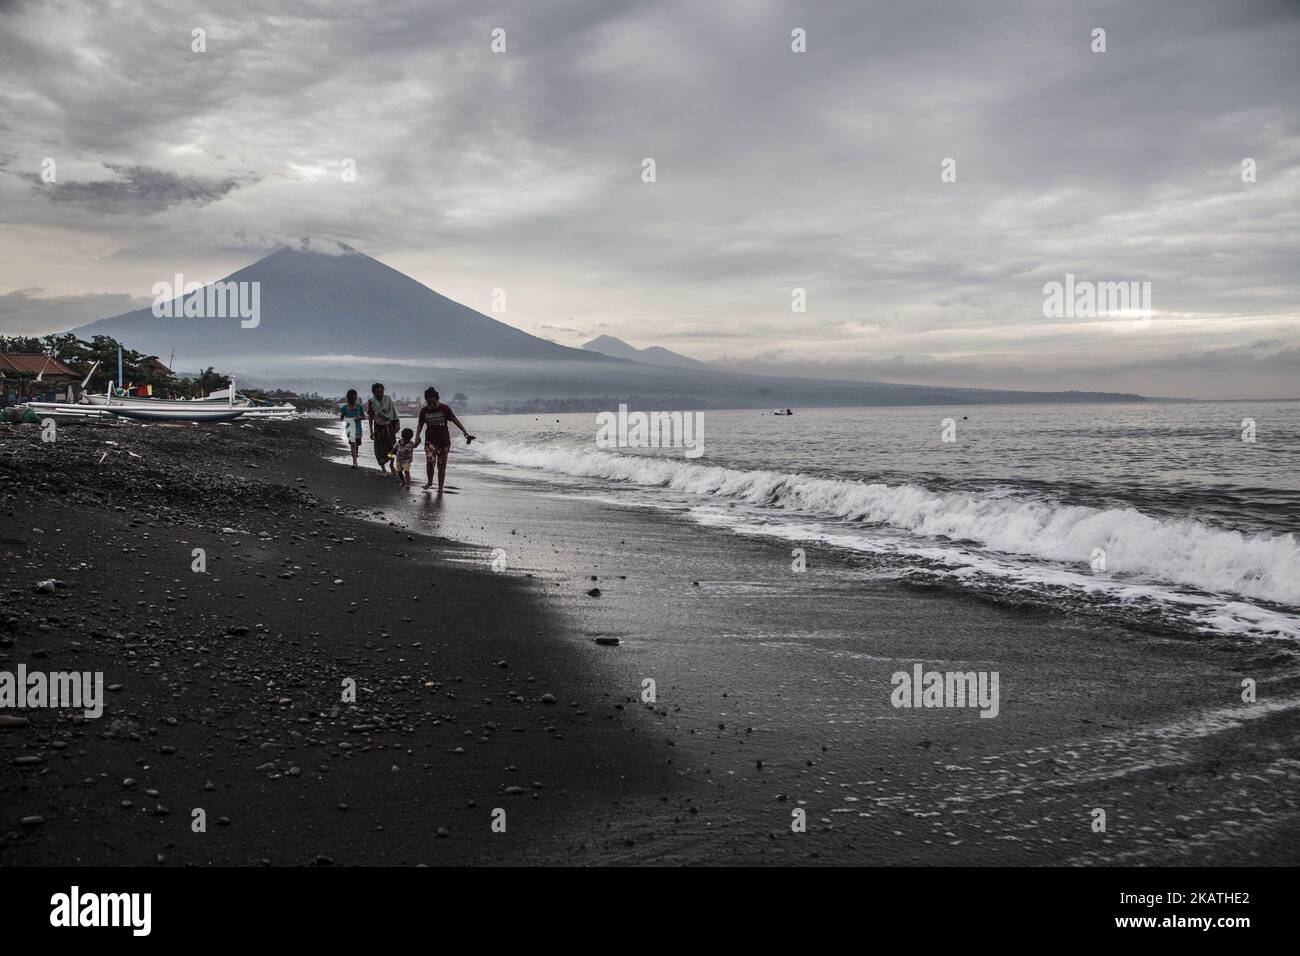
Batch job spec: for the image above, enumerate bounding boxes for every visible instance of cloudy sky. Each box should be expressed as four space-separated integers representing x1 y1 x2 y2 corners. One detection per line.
1 0 1297 398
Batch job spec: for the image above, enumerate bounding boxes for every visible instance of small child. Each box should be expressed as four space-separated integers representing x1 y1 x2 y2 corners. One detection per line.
389 427 416 488
339 388 365 468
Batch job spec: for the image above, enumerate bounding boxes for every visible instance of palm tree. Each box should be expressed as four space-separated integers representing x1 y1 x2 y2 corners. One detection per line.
196 367 229 396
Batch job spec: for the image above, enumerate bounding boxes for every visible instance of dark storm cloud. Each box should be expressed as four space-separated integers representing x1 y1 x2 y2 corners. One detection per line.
19 164 244 214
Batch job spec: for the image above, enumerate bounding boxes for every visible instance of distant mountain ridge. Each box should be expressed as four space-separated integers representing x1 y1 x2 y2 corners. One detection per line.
69 241 1149 408
580 334 708 370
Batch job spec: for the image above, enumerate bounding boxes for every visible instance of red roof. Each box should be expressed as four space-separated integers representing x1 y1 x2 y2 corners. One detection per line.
0 353 80 377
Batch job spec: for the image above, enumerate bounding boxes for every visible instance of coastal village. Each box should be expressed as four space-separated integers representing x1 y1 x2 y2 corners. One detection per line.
0 334 327 423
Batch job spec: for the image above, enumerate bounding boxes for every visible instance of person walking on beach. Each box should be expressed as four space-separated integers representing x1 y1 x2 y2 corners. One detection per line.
367 382 400 475
413 387 475 494
339 388 366 468
391 427 416 489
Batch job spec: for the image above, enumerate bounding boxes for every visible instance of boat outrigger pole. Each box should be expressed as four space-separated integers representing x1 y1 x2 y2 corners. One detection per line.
79 360 100 390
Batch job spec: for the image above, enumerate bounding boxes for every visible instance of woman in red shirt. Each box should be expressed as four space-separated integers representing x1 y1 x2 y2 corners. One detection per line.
413 387 475 494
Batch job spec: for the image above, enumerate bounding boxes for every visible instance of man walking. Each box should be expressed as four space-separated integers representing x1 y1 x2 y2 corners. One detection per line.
367 382 400 474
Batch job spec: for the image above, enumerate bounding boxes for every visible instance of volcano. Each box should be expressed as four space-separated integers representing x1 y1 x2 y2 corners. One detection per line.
74 240 611 365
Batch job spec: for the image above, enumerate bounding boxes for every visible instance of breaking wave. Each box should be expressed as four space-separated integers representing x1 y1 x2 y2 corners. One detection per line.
474 440 1300 609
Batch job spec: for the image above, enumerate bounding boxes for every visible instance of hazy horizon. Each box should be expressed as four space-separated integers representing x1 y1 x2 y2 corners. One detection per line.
1 0 1297 400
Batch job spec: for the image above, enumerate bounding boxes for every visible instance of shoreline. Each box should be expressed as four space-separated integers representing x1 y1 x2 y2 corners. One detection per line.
1 418 679 865
362 439 1300 865
3 418 1299 865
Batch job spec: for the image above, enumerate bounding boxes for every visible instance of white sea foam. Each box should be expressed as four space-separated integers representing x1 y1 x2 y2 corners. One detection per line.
689 509 1300 639
473 440 1300 610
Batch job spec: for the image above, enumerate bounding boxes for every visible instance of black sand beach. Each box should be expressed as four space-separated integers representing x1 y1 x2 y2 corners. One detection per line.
3 418 1299 866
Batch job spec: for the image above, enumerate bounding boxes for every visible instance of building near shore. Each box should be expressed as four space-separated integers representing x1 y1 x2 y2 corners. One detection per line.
139 356 175 380
0 353 80 404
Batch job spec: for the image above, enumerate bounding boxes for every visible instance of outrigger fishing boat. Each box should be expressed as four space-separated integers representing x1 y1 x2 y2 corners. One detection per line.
83 376 294 420
84 391 232 406
21 399 254 423
21 377 295 423
84 377 295 417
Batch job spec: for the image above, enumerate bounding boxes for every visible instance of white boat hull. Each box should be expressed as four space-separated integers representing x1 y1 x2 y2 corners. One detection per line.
108 406 247 423
84 393 235 406
79 399 295 416
23 401 294 422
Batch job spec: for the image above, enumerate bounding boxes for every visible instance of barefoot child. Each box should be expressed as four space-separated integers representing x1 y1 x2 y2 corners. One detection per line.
413 387 475 494
390 427 416 489
339 389 365 468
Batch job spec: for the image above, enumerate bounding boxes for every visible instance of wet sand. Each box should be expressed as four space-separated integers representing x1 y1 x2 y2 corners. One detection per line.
3 419 1299 865
368 441 1300 865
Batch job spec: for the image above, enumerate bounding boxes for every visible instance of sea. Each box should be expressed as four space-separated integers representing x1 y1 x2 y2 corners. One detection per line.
454 401 1300 642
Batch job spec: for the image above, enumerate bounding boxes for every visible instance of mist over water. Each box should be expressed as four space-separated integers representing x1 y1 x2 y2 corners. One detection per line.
466 402 1300 640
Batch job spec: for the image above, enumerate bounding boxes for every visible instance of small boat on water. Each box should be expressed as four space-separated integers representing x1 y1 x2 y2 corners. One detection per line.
772 408 794 416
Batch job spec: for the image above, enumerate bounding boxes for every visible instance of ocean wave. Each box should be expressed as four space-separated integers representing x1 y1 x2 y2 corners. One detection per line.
474 440 1300 608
